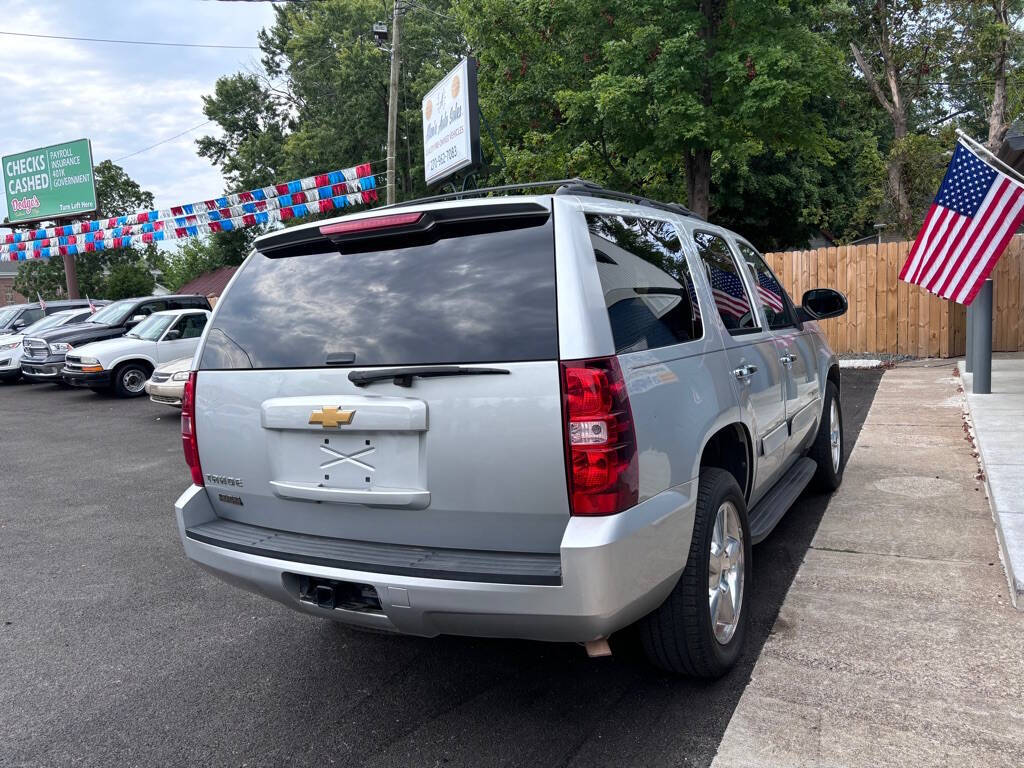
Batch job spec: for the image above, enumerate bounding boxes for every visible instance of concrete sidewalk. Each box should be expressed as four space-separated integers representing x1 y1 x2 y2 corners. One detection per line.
711 362 1024 768
960 356 1024 609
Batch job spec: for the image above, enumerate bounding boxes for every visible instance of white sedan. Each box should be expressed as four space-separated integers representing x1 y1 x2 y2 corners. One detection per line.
145 356 193 408
0 307 101 384
62 309 210 397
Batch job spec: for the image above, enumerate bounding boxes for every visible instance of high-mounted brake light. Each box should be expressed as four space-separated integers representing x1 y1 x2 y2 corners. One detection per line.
319 212 424 236
560 357 638 516
181 371 204 486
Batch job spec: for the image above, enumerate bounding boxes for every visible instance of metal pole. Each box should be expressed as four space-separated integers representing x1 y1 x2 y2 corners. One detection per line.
972 279 993 394
385 0 402 206
965 303 974 372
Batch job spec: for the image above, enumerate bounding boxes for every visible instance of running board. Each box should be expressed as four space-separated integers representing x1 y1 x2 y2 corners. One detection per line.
748 458 817 544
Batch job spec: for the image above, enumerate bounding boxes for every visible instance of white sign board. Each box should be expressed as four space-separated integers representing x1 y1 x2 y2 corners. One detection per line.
422 58 480 186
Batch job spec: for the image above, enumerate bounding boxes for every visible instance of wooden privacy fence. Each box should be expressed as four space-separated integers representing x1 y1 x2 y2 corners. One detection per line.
764 235 1024 358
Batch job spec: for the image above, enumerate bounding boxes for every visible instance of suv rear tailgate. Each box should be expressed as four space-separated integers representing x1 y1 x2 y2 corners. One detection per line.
193 200 571 554
196 363 567 552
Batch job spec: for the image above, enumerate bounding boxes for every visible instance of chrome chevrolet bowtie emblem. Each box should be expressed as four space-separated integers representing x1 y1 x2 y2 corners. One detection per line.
308 407 356 428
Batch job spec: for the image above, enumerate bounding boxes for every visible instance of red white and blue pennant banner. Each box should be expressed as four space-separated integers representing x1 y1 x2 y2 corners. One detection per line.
1 163 378 261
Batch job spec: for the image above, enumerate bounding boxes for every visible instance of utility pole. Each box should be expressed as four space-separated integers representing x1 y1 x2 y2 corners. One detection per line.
385 0 403 206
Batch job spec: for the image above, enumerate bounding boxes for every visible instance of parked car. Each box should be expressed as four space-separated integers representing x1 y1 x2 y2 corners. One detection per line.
62 309 210 397
174 182 847 678
145 357 193 407
0 299 96 334
0 304 109 383
21 294 211 383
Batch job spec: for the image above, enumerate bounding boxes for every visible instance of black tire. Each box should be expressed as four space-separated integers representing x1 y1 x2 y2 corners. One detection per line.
0 372 19 384
638 468 751 678
112 362 151 398
809 380 844 492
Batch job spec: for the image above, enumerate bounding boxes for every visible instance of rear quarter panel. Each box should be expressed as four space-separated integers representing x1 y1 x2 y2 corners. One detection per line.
621 344 745 500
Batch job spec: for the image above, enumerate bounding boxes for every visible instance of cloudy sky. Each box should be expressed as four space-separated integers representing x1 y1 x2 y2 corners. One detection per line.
0 0 278 233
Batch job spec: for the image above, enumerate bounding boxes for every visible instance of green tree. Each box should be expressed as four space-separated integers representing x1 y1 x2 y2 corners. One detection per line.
947 0 1024 150
104 263 155 300
845 1 960 236
161 231 254 291
198 0 465 201
454 0 845 222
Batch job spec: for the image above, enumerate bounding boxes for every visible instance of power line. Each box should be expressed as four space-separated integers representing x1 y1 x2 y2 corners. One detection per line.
403 1 458 23
112 47 345 163
114 121 214 162
0 30 260 49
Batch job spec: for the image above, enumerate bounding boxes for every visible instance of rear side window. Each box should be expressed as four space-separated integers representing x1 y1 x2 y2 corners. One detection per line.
200 217 557 369
172 297 208 310
587 214 702 354
173 313 208 339
137 300 167 317
693 231 758 334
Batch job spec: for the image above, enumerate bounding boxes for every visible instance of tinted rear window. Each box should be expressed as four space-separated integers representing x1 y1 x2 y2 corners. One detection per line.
587 213 703 353
200 216 557 369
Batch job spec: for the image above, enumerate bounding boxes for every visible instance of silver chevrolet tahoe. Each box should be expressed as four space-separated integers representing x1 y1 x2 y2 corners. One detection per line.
176 182 848 677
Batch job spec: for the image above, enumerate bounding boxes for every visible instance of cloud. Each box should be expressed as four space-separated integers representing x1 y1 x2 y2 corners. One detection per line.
0 0 275 231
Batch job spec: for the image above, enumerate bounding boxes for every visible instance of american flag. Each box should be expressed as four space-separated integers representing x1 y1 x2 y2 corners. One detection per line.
755 272 784 312
709 266 752 319
900 141 1024 305
686 276 702 321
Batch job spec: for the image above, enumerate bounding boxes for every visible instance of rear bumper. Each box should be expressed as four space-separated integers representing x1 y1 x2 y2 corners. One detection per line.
176 483 697 642
61 367 111 388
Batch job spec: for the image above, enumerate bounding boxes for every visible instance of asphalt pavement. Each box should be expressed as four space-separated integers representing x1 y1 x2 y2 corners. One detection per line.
0 371 881 768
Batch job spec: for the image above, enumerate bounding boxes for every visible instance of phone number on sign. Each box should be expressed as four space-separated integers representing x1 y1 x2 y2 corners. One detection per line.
428 146 463 173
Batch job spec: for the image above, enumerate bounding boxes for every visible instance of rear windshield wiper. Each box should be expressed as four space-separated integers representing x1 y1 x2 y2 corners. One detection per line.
348 365 510 388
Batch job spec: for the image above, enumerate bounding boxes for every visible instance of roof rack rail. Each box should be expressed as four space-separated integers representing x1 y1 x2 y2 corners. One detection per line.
554 181 701 220
384 178 703 220
385 179 588 209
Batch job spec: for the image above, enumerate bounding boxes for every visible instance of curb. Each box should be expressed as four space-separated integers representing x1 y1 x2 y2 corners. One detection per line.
957 361 1023 610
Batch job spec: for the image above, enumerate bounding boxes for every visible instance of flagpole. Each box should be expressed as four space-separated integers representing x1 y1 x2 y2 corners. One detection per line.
955 129 1024 187
954 129 1005 391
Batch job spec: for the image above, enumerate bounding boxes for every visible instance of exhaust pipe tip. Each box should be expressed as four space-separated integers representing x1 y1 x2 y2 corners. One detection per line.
584 638 612 658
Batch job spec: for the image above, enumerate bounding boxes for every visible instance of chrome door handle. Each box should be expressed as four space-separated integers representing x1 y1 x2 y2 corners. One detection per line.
780 353 796 366
732 364 758 381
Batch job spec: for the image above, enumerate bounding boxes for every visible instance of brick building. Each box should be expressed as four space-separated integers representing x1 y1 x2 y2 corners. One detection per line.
0 261 26 308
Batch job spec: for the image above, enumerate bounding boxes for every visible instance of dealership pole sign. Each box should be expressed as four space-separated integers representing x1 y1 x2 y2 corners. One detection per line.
422 58 481 187
3 138 97 225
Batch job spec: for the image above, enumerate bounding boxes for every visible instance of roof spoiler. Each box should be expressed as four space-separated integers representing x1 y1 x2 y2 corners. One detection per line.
255 201 550 258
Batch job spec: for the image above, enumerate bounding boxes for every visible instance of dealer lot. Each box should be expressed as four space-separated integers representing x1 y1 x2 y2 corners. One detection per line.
1 372 879 768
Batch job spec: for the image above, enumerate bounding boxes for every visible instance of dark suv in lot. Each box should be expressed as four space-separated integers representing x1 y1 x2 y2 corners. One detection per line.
0 299 96 334
21 294 211 382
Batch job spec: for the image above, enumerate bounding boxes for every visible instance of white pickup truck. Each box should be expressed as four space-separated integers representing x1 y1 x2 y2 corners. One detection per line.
61 309 210 397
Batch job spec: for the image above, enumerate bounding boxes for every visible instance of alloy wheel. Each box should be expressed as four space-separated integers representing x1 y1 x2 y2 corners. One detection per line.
829 399 841 472
708 500 744 645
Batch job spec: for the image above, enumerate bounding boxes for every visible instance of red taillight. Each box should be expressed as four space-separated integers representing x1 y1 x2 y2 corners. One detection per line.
560 357 638 515
181 371 204 486
319 212 423 236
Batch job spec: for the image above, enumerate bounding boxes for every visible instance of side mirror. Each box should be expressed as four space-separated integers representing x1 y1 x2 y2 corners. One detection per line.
126 314 146 328
799 288 848 321
164 330 182 341
11 320 25 331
